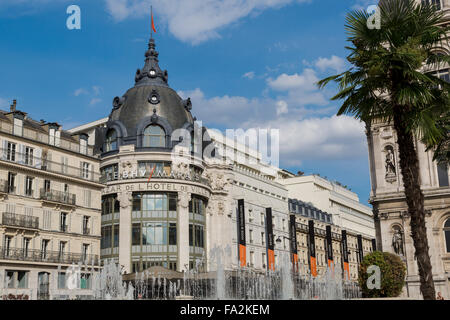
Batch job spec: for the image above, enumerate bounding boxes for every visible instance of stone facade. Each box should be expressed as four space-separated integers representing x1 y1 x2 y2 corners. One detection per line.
365 0 450 299
0 102 103 299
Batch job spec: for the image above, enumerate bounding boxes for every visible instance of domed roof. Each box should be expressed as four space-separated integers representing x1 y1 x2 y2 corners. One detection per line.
107 38 194 139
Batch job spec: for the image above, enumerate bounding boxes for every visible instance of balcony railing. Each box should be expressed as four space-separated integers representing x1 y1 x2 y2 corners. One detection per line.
2 212 39 229
40 189 76 205
0 148 100 182
0 180 15 194
0 247 99 265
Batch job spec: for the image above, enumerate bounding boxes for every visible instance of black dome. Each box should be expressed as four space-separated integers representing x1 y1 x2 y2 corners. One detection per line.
109 84 193 138
100 38 195 152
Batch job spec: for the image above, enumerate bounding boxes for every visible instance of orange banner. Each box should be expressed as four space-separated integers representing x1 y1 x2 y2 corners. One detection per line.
310 256 317 277
292 253 299 273
268 249 275 271
343 262 350 280
239 244 246 267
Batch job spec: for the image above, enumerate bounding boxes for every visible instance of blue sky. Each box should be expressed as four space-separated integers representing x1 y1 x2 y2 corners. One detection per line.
0 0 374 205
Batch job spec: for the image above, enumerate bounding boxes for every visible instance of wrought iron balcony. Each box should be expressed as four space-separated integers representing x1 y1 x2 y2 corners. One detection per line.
0 246 99 265
40 189 76 205
2 212 39 229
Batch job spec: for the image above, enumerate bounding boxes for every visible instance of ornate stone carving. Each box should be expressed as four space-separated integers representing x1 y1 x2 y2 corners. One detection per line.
118 191 133 209
178 192 191 209
204 171 231 192
172 160 190 177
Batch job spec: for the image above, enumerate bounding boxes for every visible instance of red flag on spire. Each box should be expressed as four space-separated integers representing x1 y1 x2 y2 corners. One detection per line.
151 9 157 33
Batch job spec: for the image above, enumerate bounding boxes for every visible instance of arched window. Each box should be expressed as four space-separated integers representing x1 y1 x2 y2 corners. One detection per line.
143 125 165 148
105 129 117 152
444 218 450 253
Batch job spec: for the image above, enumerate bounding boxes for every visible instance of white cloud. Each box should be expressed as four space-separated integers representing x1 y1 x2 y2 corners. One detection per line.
90 98 102 106
104 0 311 44
74 88 88 97
267 69 318 92
315 55 346 73
178 87 367 167
266 68 328 107
269 115 367 166
243 71 255 79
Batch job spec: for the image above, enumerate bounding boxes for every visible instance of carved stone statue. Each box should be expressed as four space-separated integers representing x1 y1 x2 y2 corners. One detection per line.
392 228 404 256
385 149 396 175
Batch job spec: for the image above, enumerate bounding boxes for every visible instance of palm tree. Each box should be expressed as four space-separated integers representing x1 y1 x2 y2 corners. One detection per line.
318 0 450 300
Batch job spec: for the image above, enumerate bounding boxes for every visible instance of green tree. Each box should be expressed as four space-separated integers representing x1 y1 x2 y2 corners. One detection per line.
358 251 406 298
318 0 450 299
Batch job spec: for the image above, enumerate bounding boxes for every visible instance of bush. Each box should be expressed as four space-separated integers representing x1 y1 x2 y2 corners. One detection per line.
358 251 406 298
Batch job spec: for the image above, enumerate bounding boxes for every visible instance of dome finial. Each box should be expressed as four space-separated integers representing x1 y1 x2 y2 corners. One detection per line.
134 33 169 87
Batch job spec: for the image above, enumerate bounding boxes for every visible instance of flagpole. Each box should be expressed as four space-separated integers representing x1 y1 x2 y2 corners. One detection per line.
151 5 153 40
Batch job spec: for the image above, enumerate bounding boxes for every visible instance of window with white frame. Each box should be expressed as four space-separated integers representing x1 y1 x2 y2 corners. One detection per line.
81 162 90 179
6 142 16 161
13 118 23 136
24 146 33 166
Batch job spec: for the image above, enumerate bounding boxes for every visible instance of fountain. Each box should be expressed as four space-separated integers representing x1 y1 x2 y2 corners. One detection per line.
0 247 361 300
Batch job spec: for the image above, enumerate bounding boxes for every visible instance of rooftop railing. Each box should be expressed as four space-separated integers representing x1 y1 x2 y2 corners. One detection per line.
0 122 94 156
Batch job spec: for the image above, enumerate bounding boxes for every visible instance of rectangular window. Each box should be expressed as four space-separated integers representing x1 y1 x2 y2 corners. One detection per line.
113 225 119 247
7 172 16 194
60 212 67 232
5 236 13 257
83 216 90 234
25 176 33 196
13 118 23 136
6 142 16 161
24 147 33 166
437 163 449 187
82 244 89 261
44 179 51 192
81 162 90 179
58 241 66 259
132 223 141 246
41 239 49 259
61 156 68 174
49 128 55 145
169 223 177 245
132 195 141 212
23 238 31 258
101 164 119 182
58 273 66 289
189 224 193 246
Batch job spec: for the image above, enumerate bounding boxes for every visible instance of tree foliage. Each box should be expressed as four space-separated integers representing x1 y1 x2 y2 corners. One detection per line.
358 251 406 298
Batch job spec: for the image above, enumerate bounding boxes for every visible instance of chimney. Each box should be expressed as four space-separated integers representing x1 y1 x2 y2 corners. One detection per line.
10 99 17 112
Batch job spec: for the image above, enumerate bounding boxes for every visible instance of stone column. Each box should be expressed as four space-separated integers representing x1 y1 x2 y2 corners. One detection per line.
177 192 191 272
118 191 133 273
